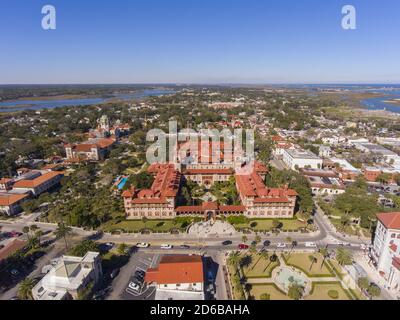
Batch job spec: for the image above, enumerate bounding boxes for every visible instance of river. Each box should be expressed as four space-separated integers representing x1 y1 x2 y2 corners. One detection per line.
0 89 175 113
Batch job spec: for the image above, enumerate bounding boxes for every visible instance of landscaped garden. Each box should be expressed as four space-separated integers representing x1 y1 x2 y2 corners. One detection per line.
241 253 280 278
250 283 290 300
227 215 311 232
281 252 334 277
305 282 352 300
229 251 366 301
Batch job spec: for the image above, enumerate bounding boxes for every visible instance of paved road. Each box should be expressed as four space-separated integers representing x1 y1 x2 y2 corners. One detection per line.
0 235 84 300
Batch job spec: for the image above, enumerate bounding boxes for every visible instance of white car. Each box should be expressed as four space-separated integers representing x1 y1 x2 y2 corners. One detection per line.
305 242 317 248
160 244 173 249
136 242 150 248
128 282 140 292
276 243 287 248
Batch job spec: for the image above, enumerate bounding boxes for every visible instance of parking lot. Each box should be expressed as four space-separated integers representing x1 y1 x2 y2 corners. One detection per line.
108 251 160 300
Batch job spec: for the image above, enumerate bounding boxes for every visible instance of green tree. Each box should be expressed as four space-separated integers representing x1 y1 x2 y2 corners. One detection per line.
288 283 304 300
18 278 37 300
55 222 73 250
336 247 353 266
117 243 128 255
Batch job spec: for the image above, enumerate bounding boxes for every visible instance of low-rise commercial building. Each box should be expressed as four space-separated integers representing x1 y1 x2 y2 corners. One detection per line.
145 255 205 300
32 252 102 300
282 148 323 170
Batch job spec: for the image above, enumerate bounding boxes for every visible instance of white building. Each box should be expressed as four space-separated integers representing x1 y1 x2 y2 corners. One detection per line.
371 212 400 292
354 143 399 164
145 255 205 300
282 148 323 170
32 252 102 300
319 145 332 158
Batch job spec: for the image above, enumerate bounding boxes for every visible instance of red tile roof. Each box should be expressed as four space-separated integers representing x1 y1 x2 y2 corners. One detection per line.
0 239 26 262
0 193 29 206
392 257 400 271
13 171 63 189
377 212 400 230
235 171 297 202
123 164 181 204
145 255 204 285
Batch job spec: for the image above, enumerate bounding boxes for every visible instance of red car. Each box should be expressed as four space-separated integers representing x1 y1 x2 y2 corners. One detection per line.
10 231 22 237
238 244 249 250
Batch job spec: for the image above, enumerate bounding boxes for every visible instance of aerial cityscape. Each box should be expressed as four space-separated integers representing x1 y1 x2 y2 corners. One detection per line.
1 0 400 310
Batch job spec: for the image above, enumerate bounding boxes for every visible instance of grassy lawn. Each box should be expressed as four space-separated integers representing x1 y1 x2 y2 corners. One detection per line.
234 218 307 232
101 219 181 233
306 282 352 300
242 254 280 278
282 253 335 277
250 284 290 300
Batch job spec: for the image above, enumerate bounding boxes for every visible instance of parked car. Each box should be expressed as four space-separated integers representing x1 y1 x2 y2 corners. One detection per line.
160 244 173 249
305 242 317 248
134 271 145 281
180 245 190 249
222 240 232 246
251 241 257 246
10 269 19 276
136 242 150 248
263 240 271 247
276 243 287 248
135 270 146 278
110 268 120 279
10 231 22 237
128 282 140 292
238 244 249 250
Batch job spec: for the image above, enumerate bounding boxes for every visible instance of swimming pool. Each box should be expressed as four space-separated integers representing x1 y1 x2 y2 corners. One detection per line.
275 267 308 292
117 177 128 190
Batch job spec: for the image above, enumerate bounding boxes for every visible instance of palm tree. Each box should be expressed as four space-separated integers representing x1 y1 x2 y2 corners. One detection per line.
319 247 330 269
308 255 318 271
254 234 261 246
22 226 30 240
228 251 241 276
336 247 353 266
55 222 73 250
18 278 37 300
241 235 248 244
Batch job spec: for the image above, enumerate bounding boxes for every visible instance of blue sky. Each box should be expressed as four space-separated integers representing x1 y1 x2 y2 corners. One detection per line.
0 0 399 84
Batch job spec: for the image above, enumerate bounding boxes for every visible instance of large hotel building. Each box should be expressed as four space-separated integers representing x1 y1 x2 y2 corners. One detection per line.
122 140 297 220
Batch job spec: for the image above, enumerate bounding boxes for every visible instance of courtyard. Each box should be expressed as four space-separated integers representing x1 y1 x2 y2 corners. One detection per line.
228 251 366 300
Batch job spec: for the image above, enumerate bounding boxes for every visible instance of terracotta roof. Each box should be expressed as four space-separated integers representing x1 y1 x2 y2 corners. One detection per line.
390 243 398 252
0 193 30 206
145 255 204 284
124 164 181 205
377 212 400 230
13 171 63 189
235 171 297 200
392 257 400 271
0 239 26 262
